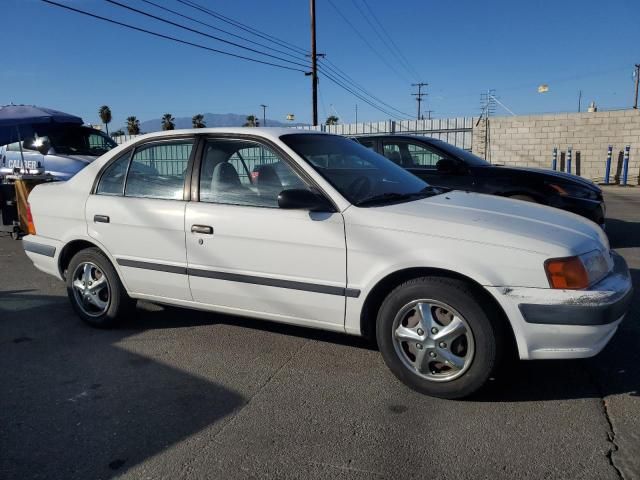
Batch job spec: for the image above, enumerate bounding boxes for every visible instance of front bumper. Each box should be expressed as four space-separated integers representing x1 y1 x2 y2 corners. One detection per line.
488 251 632 360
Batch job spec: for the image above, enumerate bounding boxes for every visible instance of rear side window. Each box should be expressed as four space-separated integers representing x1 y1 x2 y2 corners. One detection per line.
125 141 193 200
96 153 130 196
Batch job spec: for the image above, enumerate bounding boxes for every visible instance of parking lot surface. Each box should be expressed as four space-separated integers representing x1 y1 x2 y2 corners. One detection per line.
1 187 638 480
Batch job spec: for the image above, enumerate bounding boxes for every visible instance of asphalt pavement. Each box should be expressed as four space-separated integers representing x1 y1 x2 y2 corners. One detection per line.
1 186 638 480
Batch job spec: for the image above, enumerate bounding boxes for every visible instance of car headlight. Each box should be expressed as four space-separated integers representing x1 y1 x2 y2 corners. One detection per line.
547 182 595 200
544 250 610 289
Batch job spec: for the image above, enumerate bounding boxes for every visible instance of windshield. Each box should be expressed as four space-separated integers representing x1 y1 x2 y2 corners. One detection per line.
281 133 439 206
25 126 117 156
427 138 490 166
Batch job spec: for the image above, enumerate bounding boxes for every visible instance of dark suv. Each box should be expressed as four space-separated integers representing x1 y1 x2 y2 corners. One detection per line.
353 135 605 226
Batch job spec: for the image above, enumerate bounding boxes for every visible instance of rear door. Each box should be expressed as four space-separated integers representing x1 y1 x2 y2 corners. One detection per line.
184 136 347 330
86 137 196 301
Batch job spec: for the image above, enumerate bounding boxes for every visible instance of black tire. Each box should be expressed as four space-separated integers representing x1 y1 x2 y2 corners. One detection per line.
66 247 135 328
376 277 502 399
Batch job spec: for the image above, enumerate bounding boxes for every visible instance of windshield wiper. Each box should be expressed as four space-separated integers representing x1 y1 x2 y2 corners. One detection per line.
355 187 436 206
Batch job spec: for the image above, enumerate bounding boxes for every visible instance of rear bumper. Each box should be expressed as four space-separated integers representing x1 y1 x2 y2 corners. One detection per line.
488 251 632 360
22 235 64 280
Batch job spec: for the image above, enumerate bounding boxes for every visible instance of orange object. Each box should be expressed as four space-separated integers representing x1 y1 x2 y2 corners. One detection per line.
545 256 589 289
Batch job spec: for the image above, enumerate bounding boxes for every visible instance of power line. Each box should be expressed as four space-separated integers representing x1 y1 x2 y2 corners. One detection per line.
139 0 310 64
350 0 420 82
360 0 422 81
325 0 412 85
104 0 311 70
319 70 405 121
318 59 413 117
176 0 309 56
39 0 307 72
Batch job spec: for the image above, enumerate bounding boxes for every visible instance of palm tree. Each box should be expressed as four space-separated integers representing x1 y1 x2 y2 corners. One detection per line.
162 113 175 131
126 116 140 135
325 115 339 126
192 114 206 128
98 105 112 135
110 129 125 138
243 115 259 127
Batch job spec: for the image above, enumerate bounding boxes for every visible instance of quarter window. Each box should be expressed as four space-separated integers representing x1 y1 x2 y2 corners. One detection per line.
125 141 193 200
96 153 130 196
199 139 308 208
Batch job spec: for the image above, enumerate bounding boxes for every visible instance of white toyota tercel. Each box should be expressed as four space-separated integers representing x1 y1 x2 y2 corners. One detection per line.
22 129 632 398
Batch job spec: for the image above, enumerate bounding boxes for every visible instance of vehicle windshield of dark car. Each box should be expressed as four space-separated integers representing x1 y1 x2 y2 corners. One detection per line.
281 133 438 206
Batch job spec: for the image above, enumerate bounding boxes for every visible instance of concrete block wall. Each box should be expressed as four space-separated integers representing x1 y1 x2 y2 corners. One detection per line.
472 109 640 183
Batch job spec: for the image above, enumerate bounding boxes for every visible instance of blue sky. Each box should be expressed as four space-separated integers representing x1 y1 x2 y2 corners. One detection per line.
1 0 638 128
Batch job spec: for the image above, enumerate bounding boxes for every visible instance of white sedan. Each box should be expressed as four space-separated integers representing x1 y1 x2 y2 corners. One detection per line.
22 128 632 398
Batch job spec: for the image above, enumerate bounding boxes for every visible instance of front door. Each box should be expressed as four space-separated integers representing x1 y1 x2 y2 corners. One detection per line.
185 137 347 330
382 139 475 191
86 138 195 301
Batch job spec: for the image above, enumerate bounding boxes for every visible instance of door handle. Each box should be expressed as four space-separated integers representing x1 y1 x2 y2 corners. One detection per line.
94 215 110 223
191 224 213 235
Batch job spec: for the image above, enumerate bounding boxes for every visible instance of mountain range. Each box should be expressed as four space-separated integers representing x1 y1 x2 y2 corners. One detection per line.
133 113 305 132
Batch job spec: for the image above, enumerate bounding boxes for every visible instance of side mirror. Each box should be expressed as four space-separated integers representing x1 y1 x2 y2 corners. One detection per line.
436 158 460 174
278 189 334 212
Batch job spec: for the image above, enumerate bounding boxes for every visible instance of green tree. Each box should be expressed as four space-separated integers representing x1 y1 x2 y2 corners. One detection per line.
98 105 112 135
192 114 206 128
110 129 125 138
162 113 175 131
243 115 259 127
126 116 140 135
325 115 339 126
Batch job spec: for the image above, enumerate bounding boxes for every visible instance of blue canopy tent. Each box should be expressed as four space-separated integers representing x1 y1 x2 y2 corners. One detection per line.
0 105 84 170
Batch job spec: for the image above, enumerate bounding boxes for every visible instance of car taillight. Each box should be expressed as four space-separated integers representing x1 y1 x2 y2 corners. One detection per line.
26 202 36 235
544 256 589 289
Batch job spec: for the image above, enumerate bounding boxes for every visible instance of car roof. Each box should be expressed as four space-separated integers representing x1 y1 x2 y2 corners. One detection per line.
130 127 327 143
350 134 436 141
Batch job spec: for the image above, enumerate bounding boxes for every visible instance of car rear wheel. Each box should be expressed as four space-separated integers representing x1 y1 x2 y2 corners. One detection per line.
376 277 501 399
66 247 134 328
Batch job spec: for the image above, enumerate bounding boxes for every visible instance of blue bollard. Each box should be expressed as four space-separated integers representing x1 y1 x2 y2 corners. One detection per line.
552 147 557 170
604 146 612 184
621 145 630 186
566 147 572 174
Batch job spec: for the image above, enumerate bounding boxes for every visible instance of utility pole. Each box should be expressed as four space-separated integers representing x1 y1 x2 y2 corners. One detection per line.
411 82 428 120
260 104 267 126
578 90 582 112
424 110 433 120
634 64 640 109
355 104 358 124
310 0 318 126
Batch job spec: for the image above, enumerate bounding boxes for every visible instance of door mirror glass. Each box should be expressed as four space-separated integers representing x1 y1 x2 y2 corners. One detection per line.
436 158 460 174
278 189 334 212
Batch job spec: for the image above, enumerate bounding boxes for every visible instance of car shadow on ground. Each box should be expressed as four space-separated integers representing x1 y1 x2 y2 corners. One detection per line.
0 290 244 480
606 218 640 249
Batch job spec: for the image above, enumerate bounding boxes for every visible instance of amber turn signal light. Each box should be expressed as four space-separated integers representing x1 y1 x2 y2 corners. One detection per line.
26 203 36 235
544 256 589 289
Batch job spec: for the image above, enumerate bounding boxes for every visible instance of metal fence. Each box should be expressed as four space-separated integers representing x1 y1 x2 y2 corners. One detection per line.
296 118 474 150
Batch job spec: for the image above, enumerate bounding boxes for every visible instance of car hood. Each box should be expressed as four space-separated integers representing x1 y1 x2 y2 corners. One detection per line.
354 190 608 256
493 165 600 191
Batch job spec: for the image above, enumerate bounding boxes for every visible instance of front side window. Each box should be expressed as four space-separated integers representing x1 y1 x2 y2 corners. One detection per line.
383 140 446 168
125 141 193 200
281 134 437 206
199 139 309 208
96 153 130 196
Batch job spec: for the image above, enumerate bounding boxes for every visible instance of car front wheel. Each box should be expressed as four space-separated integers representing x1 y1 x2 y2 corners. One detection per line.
376 277 501 399
66 247 134 328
